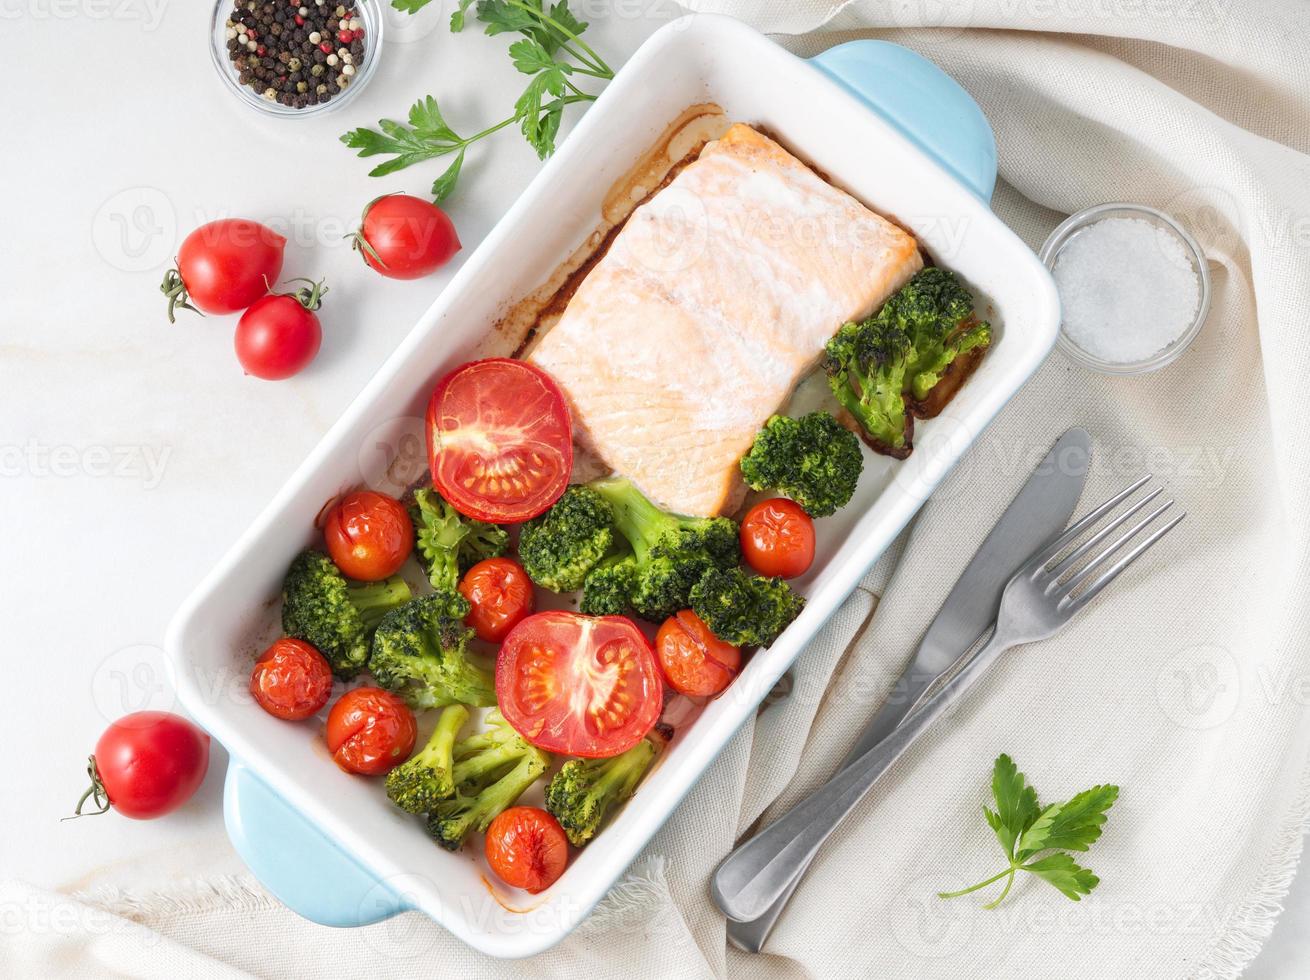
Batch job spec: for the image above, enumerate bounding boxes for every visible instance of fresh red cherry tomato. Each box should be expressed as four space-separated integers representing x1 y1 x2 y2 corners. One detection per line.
325 687 416 776
427 359 572 523
485 806 569 893
351 194 461 280
250 638 334 721
234 279 326 380
72 712 210 820
459 557 535 643
323 490 414 581
496 612 662 758
740 498 816 579
161 219 285 322
655 610 741 697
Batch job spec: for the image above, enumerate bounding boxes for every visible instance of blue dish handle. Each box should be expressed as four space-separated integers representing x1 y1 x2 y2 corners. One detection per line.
224 759 410 927
809 40 997 204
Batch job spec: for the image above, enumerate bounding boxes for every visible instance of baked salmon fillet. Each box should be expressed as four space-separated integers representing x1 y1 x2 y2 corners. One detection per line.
529 123 923 516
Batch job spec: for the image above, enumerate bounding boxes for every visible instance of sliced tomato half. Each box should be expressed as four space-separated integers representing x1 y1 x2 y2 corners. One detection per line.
496 611 663 758
427 358 572 523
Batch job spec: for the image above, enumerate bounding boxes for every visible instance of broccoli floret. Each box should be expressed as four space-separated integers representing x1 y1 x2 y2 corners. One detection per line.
425 714 551 851
409 487 509 592
824 269 991 455
385 704 469 814
589 477 741 622
739 413 864 518
880 267 992 401
580 553 638 615
690 567 805 648
824 313 914 454
518 485 616 592
369 591 495 710
545 735 661 846
281 550 412 679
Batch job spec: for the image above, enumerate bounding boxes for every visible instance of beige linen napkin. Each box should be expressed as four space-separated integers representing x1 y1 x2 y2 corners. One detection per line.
9 2 1310 977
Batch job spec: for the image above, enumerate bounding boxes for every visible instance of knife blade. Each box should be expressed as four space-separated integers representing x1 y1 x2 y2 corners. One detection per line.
725 427 1092 953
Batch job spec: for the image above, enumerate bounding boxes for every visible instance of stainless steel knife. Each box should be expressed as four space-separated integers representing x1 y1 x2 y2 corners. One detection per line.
725 427 1092 952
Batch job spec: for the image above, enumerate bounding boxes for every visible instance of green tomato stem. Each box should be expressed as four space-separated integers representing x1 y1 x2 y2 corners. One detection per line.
63 756 110 821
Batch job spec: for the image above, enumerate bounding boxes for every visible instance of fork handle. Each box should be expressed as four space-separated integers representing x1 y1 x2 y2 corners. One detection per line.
711 632 1010 922
726 661 965 950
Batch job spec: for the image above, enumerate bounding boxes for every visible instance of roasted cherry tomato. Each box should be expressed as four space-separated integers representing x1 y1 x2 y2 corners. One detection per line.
234 279 326 380
161 218 285 321
459 557 535 643
655 610 742 697
496 612 662 758
485 806 569 893
740 498 816 579
324 490 414 581
72 712 210 820
351 194 461 280
325 687 416 775
426 359 572 523
250 638 334 721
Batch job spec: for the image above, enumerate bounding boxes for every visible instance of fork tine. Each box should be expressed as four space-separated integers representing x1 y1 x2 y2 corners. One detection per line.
1057 498 1174 599
1043 486 1165 589
1025 475 1152 575
1063 511 1186 612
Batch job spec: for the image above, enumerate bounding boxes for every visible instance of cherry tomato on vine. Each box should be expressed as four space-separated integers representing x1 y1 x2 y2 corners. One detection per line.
323 490 414 581
160 219 285 322
496 612 662 758
234 278 327 380
351 194 461 280
655 610 741 697
426 359 572 523
459 557 534 643
740 498 816 579
250 638 334 721
71 712 210 820
485 806 569 893
325 688 416 776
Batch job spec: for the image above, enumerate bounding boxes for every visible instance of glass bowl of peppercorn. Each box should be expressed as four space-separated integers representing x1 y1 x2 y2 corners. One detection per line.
211 0 382 116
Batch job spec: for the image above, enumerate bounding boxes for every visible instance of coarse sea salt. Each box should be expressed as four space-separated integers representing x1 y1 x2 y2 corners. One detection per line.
1052 216 1200 364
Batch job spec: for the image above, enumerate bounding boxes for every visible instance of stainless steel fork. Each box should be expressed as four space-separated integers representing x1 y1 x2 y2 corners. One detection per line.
711 476 1185 923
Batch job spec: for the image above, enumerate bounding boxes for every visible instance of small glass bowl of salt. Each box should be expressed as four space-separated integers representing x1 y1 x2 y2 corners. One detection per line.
1040 203 1210 375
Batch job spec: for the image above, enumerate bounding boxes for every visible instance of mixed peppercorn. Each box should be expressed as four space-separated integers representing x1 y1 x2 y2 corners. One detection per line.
224 1 366 109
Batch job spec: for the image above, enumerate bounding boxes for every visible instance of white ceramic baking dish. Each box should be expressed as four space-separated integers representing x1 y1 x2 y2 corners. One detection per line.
166 14 1059 958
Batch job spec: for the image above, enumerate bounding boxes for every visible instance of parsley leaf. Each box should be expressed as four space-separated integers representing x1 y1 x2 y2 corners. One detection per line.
985 752 1041 857
480 0 589 56
939 754 1118 909
448 0 475 30
340 96 463 177
1022 853 1101 901
352 0 610 201
515 68 568 158
509 37 568 75
1017 784 1119 859
545 1 588 46
430 149 466 204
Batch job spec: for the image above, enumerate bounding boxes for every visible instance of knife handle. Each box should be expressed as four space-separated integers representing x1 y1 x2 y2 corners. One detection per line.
711 632 1008 922
724 665 951 950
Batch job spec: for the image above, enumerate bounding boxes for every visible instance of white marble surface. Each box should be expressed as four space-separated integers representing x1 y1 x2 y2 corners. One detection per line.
2 3 1304 976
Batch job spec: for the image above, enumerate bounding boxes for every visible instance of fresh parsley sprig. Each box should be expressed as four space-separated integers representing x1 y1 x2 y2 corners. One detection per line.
938 754 1119 909
340 0 613 202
